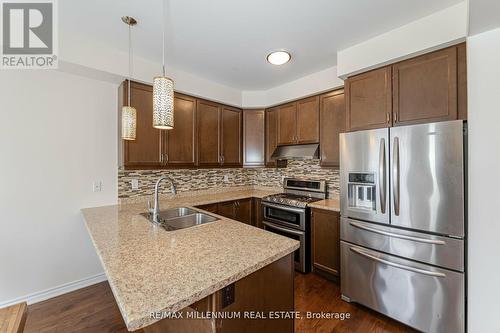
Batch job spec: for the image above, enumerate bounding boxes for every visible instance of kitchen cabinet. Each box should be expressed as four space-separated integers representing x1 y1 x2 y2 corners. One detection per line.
311 208 340 278
164 93 197 167
345 43 467 131
277 97 319 145
217 199 252 225
277 103 297 145
345 66 392 132
252 198 263 229
196 198 253 225
319 89 345 167
220 106 242 166
392 46 458 126
197 99 221 166
122 81 163 169
197 101 242 167
296 96 320 143
265 107 278 167
243 109 265 167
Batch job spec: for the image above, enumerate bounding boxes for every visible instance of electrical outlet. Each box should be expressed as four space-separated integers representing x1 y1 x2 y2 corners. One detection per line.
131 179 139 190
223 174 229 182
93 181 102 192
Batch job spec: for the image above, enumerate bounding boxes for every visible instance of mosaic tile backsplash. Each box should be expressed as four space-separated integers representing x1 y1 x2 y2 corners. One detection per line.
118 160 340 199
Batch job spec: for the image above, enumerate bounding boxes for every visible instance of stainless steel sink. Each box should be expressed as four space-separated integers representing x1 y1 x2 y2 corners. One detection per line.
140 207 218 231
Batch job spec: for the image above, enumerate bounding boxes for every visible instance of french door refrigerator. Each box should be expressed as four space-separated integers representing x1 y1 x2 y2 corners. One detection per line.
339 120 466 333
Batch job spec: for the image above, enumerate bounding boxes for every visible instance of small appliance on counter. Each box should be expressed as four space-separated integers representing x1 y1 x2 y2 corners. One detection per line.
261 178 326 273
340 120 467 333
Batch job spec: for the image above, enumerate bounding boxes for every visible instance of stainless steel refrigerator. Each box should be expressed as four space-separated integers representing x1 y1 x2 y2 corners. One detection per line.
340 120 466 333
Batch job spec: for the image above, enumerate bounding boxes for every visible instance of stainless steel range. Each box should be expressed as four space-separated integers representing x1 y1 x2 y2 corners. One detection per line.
261 178 326 273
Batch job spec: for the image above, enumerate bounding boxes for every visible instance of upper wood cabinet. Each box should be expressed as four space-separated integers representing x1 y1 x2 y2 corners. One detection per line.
265 107 278 167
220 106 242 167
277 103 297 145
320 89 345 167
311 208 340 278
393 47 457 126
345 43 467 132
165 94 197 167
197 101 242 167
122 81 163 169
243 110 265 167
197 100 221 166
277 98 320 145
296 96 320 143
345 66 392 132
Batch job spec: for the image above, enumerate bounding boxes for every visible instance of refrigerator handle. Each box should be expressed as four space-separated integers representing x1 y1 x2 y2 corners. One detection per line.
393 137 400 216
379 138 387 214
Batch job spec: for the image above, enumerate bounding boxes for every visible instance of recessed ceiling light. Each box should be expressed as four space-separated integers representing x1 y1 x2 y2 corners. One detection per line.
267 51 291 65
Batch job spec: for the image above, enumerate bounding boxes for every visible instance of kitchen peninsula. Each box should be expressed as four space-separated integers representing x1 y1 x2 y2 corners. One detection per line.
81 188 299 332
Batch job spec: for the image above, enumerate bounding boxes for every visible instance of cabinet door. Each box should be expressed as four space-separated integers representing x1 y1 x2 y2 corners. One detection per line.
393 47 457 126
123 81 163 168
345 66 392 131
320 89 345 167
252 198 262 228
221 106 242 166
265 108 278 167
166 94 197 167
235 198 252 225
311 209 340 277
197 100 220 166
217 201 236 219
195 203 218 214
296 96 319 144
277 103 297 145
457 43 467 120
243 110 265 167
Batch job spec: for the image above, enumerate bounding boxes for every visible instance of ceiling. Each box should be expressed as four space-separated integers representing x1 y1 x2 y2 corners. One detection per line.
60 0 463 90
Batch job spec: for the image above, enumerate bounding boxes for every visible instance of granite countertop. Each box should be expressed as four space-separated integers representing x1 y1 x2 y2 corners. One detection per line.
81 187 299 331
308 198 341 212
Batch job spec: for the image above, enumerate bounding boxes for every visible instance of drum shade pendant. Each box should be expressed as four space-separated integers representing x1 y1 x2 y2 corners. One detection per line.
153 0 174 129
121 16 137 140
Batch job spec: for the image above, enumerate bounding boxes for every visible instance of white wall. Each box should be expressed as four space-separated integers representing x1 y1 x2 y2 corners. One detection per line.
337 2 468 78
242 66 344 108
466 27 500 332
59 32 243 107
0 70 117 306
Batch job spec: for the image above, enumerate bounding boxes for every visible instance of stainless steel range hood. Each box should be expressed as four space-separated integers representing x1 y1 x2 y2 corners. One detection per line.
271 144 319 160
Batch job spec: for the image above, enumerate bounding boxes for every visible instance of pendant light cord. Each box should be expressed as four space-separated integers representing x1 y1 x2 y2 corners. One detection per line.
162 0 166 76
128 22 132 107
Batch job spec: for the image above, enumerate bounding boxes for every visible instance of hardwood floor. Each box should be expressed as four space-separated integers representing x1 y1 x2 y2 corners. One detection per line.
24 273 415 333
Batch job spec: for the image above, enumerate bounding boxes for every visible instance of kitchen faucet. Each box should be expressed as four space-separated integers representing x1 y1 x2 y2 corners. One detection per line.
149 176 177 223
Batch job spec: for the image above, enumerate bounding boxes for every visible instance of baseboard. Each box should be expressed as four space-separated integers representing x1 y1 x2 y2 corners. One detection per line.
0 272 107 308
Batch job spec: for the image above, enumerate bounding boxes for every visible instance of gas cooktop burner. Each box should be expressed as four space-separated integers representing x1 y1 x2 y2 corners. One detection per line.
262 193 323 208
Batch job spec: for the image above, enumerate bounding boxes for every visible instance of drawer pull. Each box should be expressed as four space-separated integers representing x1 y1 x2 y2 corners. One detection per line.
349 221 445 245
350 246 446 278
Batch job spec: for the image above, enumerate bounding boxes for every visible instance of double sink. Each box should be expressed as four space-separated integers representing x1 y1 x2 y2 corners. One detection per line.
141 207 219 231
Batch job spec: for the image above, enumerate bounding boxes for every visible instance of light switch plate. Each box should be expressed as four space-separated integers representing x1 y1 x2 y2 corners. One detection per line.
131 179 139 190
223 174 229 182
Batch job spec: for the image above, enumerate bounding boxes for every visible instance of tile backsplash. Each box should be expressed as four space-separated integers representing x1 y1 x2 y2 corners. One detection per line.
118 160 340 199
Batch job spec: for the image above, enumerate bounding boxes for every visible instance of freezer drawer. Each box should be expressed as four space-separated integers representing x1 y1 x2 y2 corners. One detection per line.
390 120 465 237
341 217 464 271
341 242 464 333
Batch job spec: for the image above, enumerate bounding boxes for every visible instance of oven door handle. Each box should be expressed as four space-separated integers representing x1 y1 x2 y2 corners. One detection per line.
261 202 305 214
262 221 304 236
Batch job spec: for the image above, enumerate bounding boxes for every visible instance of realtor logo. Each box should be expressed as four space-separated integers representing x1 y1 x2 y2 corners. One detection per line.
1 0 58 69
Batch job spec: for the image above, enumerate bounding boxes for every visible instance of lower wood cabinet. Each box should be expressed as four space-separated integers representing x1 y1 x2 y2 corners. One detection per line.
311 208 340 278
196 198 254 226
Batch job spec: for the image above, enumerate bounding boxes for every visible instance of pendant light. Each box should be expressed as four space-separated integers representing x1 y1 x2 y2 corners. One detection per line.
121 16 137 140
153 0 174 129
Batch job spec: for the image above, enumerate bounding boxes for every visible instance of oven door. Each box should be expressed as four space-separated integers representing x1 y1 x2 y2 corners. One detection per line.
261 202 306 230
263 221 307 272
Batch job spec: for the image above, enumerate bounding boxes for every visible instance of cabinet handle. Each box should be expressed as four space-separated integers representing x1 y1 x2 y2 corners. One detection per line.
160 153 164 164
165 154 169 163
386 112 390 124
393 112 398 123
221 155 225 164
